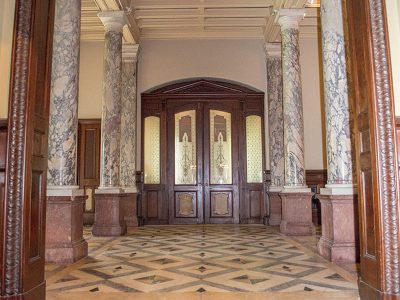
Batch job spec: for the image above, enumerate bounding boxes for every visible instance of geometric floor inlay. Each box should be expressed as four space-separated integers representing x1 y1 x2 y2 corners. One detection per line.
46 225 359 298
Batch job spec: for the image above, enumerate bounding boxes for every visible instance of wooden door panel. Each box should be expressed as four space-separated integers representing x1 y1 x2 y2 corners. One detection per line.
168 103 203 224
210 191 233 218
249 190 263 219
204 102 239 224
175 192 197 218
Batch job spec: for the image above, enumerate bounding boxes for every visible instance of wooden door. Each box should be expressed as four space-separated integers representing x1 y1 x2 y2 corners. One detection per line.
168 103 204 224
78 119 101 225
204 102 240 224
141 79 265 225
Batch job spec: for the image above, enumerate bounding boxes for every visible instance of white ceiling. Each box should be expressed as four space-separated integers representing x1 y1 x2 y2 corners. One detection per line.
81 0 320 43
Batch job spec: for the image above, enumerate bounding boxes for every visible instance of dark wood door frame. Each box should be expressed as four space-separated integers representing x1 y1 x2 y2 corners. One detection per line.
345 0 400 299
0 0 55 299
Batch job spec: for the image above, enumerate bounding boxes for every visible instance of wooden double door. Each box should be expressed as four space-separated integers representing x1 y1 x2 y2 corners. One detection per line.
141 79 266 225
168 101 239 224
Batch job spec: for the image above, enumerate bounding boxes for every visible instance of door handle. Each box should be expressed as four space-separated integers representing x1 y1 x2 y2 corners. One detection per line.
204 183 209 187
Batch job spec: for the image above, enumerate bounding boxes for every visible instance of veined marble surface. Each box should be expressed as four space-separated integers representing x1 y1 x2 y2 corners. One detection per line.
120 59 137 188
47 0 80 186
281 27 306 186
321 0 354 185
267 56 284 187
100 31 122 187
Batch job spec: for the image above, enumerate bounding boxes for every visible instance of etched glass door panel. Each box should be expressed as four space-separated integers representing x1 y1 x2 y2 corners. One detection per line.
246 115 263 183
144 116 160 184
209 110 232 185
175 110 196 185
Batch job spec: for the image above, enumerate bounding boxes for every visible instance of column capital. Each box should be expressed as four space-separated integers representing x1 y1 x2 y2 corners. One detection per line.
122 43 140 63
275 9 305 31
265 43 281 58
98 11 126 33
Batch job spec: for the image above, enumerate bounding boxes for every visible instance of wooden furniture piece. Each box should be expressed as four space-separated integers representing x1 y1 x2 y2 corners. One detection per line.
141 79 266 225
77 119 101 225
0 0 55 298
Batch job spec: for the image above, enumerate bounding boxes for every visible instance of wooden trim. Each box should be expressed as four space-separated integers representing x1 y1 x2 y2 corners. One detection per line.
305 169 328 188
345 0 400 298
78 118 101 124
1 0 55 297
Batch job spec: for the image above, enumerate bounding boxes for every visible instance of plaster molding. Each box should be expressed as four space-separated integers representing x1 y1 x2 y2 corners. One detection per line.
276 9 306 31
98 10 126 33
122 43 140 62
265 43 282 58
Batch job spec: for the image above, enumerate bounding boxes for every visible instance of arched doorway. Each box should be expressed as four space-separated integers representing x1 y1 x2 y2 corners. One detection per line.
141 79 266 225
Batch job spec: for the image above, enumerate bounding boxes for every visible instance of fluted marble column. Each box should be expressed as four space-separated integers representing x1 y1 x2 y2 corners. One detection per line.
98 11 125 190
46 0 87 264
120 44 139 192
317 0 358 263
93 11 127 236
120 44 140 228
265 43 284 226
277 9 314 236
277 9 308 191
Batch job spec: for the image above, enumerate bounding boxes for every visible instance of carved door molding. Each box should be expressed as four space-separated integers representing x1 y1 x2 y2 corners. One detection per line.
345 0 400 298
0 0 55 299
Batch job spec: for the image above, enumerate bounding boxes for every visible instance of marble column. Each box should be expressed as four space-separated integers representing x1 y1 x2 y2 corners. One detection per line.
276 9 314 236
46 0 88 264
318 0 358 262
93 11 127 236
120 44 140 228
265 43 284 226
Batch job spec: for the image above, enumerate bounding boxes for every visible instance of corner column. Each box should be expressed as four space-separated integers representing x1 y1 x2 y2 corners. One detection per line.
120 44 140 229
317 0 358 263
265 43 284 226
276 9 314 236
93 11 127 236
46 0 88 264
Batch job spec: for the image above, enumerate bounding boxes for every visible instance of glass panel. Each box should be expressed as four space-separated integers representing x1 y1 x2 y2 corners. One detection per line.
144 116 160 184
210 110 232 184
175 110 197 184
246 115 263 183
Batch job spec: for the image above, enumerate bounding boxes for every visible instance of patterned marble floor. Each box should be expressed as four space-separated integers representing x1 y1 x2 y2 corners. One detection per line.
46 225 359 300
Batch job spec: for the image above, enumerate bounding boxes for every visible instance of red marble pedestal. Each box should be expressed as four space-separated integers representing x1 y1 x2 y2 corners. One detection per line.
122 193 138 228
280 192 315 235
46 195 88 264
317 194 359 263
268 191 282 226
93 192 127 236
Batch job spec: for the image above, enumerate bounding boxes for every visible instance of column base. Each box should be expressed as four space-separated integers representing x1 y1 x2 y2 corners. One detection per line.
317 194 359 263
93 192 127 236
46 194 88 264
122 192 138 228
280 192 315 236
268 189 282 226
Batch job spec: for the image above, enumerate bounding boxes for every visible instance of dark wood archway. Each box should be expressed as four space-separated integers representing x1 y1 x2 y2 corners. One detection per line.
141 79 266 225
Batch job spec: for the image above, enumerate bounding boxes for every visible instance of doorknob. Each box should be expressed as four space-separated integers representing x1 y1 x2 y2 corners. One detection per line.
204 183 209 187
